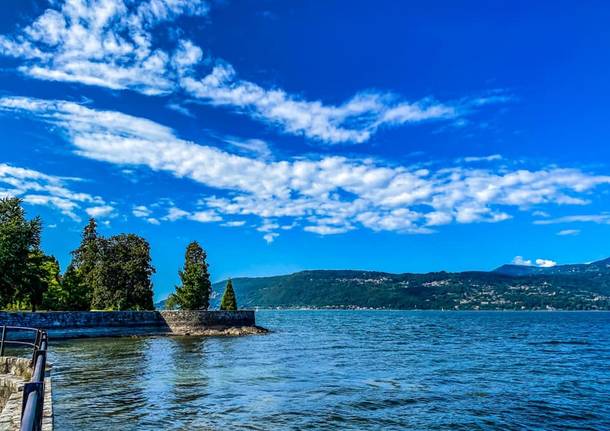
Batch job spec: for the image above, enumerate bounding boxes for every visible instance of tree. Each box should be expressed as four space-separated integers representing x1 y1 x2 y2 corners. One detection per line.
62 263 91 311
0 197 42 308
66 218 100 309
91 234 155 310
20 252 61 312
166 241 211 310
220 278 237 311
41 255 67 310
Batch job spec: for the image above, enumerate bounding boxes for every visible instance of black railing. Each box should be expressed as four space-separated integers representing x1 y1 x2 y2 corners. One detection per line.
0 325 48 431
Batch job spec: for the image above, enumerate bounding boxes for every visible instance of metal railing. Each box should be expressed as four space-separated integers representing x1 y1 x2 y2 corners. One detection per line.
0 325 48 431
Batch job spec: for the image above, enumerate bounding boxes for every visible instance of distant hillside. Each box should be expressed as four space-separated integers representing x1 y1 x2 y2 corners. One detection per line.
157 258 610 311
494 257 610 276
204 258 610 310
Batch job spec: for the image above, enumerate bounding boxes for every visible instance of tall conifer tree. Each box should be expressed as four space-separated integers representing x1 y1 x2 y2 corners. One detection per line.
220 279 237 311
67 218 100 309
167 241 211 310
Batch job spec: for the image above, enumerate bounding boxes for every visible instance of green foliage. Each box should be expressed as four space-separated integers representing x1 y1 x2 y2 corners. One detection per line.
212 266 610 311
62 263 91 311
21 251 59 312
220 278 237 311
1 204 157 312
0 197 42 309
91 233 155 310
41 255 67 310
65 218 100 310
163 293 178 310
167 241 211 310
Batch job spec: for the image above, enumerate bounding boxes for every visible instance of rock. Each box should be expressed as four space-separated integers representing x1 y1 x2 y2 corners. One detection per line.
183 325 269 337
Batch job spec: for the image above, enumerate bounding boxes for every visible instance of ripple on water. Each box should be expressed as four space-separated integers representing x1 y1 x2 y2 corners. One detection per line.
49 311 610 430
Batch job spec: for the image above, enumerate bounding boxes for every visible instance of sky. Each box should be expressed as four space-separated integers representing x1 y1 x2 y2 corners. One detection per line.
1 0 610 301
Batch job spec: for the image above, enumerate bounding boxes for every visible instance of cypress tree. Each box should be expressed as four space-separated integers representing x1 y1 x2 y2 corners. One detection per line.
167 241 211 310
220 278 237 311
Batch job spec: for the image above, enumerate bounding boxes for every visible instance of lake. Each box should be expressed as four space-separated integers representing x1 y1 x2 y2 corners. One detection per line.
49 311 610 430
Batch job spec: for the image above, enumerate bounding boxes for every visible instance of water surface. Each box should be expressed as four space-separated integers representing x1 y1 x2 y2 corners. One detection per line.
49 311 610 430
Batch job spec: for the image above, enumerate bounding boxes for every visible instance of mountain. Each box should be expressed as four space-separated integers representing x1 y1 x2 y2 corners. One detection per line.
204 258 610 311
494 257 610 276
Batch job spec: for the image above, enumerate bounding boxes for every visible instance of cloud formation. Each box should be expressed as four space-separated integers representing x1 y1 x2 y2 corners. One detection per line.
0 162 109 221
512 256 557 268
557 229 580 236
2 96 609 241
85 204 115 218
0 0 506 144
534 214 610 225
0 0 209 95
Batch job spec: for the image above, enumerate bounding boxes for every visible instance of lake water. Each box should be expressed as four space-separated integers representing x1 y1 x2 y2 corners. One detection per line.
49 311 610 430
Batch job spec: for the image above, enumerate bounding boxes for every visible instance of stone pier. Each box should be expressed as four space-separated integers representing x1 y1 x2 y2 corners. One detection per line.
0 310 262 339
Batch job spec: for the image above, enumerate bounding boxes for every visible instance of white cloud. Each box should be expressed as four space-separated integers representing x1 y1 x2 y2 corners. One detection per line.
534 214 610 225
263 232 278 243
222 220 246 227
512 256 533 266
304 225 353 235
0 0 209 95
182 67 473 143
557 229 580 236
535 258 557 268
223 137 272 159
0 0 506 144
0 162 106 220
132 205 152 218
161 206 221 224
132 204 161 224
85 204 115 218
190 210 222 223
532 210 550 217
2 96 610 241
462 154 503 163
163 207 190 222
512 256 557 268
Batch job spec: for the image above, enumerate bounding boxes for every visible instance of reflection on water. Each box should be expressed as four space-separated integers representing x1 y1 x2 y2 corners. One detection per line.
50 311 610 430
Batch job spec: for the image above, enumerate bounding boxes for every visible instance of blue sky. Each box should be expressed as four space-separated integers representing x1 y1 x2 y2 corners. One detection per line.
1 0 610 300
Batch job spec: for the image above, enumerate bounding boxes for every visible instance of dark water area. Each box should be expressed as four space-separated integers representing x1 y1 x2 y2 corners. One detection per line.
49 311 610 430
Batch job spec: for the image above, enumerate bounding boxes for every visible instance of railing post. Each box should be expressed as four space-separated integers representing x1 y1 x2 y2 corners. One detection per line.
0 325 5 356
21 382 44 431
30 330 42 366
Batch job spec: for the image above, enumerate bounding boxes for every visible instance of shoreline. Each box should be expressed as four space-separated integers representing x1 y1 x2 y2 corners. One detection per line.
0 310 264 340
250 307 610 312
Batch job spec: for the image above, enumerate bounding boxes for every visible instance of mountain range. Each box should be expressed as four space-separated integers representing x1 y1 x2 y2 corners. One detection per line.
193 257 610 310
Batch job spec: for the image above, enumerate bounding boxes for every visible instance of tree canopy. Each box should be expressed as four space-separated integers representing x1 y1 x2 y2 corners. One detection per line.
91 234 155 310
0 197 42 309
1 200 239 313
59 218 101 310
166 241 211 310
0 200 157 311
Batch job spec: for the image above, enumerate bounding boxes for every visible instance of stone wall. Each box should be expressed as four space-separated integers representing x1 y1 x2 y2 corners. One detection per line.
0 310 256 339
160 310 255 334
